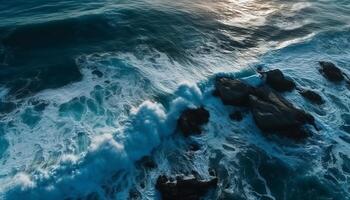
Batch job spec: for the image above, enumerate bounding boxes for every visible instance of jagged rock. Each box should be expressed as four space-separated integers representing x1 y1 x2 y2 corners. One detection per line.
215 77 254 106
249 87 314 138
299 89 324 105
264 69 295 92
229 111 243 121
213 76 315 139
319 61 344 82
156 175 218 200
178 107 210 136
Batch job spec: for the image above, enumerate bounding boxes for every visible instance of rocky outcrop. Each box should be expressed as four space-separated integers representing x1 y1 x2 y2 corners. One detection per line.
299 89 324 105
319 61 344 82
264 69 295 92
214 77 254 106
156 175 218 200
249 87 314 138
178 107 210 136
214 77 315 139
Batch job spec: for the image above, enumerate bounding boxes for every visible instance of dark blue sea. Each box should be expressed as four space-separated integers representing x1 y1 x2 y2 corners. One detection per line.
0 0 350 199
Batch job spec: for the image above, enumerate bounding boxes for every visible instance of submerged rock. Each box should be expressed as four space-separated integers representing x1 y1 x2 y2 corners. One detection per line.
156 175 218 200
299 89 324 105
264 69 295 92
319 61 344 82
249 87 314 138
215 77 254 106
178 107 210 136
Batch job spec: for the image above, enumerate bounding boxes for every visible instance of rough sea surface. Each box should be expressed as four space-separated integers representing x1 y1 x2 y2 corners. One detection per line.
0 0 350 199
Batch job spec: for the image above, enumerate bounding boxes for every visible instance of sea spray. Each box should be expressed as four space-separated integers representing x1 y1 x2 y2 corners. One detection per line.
4 82 204 199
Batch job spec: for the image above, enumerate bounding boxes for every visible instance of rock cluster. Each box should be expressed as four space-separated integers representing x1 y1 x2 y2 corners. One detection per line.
153 61 348 199
215 77 314 139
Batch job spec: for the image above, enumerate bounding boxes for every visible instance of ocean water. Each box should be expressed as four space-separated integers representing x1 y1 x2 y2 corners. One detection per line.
0 0 350 199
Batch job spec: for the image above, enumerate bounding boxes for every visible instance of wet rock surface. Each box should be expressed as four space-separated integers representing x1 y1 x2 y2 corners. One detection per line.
249 87 314 135
178 107 210 136
299 89 324 105
215 77 254 106
319 61 344 82
156 175 218 200
214 76 315 139
264 69 295 92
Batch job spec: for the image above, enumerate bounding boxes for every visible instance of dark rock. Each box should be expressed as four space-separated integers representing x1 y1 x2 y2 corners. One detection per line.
215 77 254 106
319 61 344 82
249 87 314 138
229 111 243 121
92 69 103 78
213 76 315 139
178 107 210 136
156 175 218 200
299 89 324 105
280 128 310 140
264 69 295 92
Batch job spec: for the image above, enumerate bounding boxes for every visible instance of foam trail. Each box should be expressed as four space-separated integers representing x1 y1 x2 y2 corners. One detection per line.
3 82 203 200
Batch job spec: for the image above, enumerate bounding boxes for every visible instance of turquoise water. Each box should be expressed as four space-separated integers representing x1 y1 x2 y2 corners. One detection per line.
0 0 350 199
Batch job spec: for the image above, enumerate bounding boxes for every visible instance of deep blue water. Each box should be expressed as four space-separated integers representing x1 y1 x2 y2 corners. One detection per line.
0 0 350 199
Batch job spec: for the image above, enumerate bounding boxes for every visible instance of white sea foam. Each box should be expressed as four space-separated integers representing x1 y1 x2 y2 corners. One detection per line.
2 81 206 199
